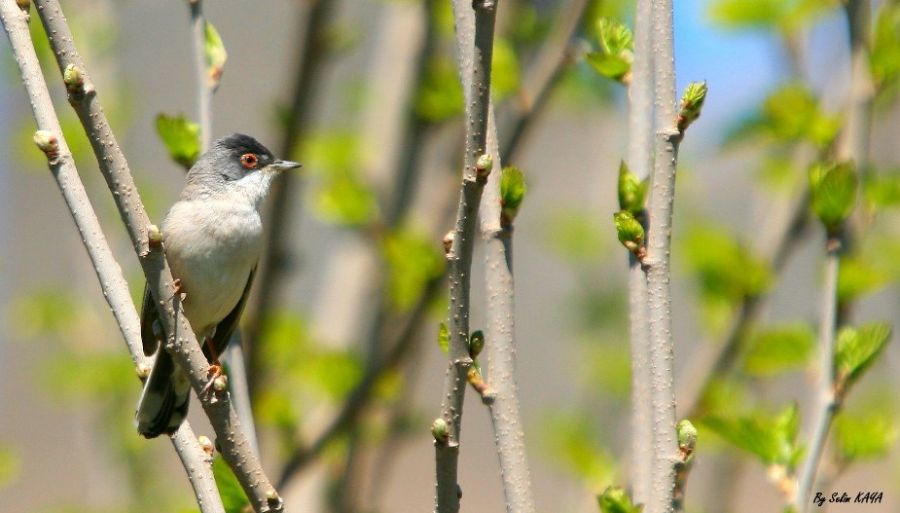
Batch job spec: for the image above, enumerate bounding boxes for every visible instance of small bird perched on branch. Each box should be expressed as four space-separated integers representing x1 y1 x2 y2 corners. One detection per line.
135 133 300 438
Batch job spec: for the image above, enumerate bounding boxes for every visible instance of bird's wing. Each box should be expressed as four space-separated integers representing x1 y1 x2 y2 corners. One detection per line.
140 284 162 357
205 266 256 361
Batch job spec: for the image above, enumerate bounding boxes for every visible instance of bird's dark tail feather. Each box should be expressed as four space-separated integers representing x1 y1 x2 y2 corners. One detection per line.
135 349 191 438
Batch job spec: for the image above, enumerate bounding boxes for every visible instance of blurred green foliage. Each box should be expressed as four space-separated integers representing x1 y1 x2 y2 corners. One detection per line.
542 209 606 265
871 1 900 102
742 324 815 376
834 408 898 463
0 446 19 490
703 403 803 471
539 412 617 489
709 0 837 33
303 130 379 226
381 228 444 311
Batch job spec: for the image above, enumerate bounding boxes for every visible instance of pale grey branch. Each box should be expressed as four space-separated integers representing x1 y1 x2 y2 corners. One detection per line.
0 3 223 511
30 0 282 510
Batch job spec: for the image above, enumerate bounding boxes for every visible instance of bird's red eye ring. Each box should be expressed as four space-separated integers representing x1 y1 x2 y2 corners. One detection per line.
240 153 258 170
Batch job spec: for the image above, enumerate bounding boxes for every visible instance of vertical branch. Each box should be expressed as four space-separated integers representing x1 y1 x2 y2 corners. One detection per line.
626 0 654 505
644 0 680 512
0 3 223 512
794 238 841 512
434 2 499 513
31 1 282 510
188 0 211 150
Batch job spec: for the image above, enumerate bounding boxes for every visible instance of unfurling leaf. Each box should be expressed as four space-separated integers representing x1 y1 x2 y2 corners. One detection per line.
500 166 527 225
809 161 858 233
437 323 450 354
677 81 708 132
155 114 201 169
597 486 641 513
613 210 645 257
586 18 633 83
617 160 647 214
834 323 892 395
703 403 802 469
204 21 227 89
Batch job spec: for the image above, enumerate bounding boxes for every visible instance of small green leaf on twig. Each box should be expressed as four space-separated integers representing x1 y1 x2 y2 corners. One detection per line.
204 21 227 89
586 18 633 83
834 323 892 396
677 419 698 461
437 323 450 354
155 114 201 169
809 161 858 235
617 160 647 214
500 166 527 225
597 486 641 513
677 81 708 132
613 210 645 261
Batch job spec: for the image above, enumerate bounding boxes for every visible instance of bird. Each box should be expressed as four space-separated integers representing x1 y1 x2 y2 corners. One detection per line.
135 133 300 438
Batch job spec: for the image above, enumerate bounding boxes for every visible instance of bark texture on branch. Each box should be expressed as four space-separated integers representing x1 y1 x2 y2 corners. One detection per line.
29 1 282 510
0 3 223 511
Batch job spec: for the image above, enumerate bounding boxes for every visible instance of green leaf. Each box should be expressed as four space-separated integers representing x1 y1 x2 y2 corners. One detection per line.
155 114 201 169
703 403 802 469
677 81 708 132
809 161 858 232
437 323 449 354
617 160 647 214
213 456 250 513
834 410 898 463
743 324 815 376
597 486 641 513
204 21 227 89
500 166 527 224
834 323 892 393
382 228 444 311
586 18 633 82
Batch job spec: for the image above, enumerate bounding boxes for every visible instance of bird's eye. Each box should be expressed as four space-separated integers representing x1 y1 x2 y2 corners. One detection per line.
240 153 258 170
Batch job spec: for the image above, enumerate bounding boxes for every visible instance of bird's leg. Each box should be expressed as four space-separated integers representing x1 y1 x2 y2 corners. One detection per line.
201 335 225 396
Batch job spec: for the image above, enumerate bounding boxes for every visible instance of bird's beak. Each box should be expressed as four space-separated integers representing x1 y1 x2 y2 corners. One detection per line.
271 159 302 172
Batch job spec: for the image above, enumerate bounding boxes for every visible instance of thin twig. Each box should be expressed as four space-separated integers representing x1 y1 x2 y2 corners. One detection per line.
0 4 223 511
794 237 841 512
626 0 653 504
434 2 499 513
30 1 282 510
644 0 681 512
188 0 211 150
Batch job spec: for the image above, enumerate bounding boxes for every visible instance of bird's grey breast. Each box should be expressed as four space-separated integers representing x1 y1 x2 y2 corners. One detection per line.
161 195 263 333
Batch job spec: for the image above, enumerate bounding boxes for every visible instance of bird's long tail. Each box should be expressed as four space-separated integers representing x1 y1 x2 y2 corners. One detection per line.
135 349 191 438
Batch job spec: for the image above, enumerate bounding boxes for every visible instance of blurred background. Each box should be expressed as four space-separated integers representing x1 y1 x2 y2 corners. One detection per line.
1 0 899 512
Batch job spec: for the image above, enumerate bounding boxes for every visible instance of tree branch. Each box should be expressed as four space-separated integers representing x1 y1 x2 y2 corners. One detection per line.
434 2 499 513
0 3 223 511
793 237 841 512
188 0 211 150
29 1 282 510
626 0 654 505
644 0 681 512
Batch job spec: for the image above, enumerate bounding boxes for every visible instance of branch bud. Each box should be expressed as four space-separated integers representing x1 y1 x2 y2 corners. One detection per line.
16 0 30 14
63 64 85 95
431 418 450 443
617 160 647 214
197 435 214 456
468 330 485 358
33 130 60 163
147 224 165 246
135 362 152 379
500 166 527 226
676 419 697 461
442 230 455 256
677 81 708 133
265 488 280 502
613 210 646 261
475 153 493 179
212 374 228 392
